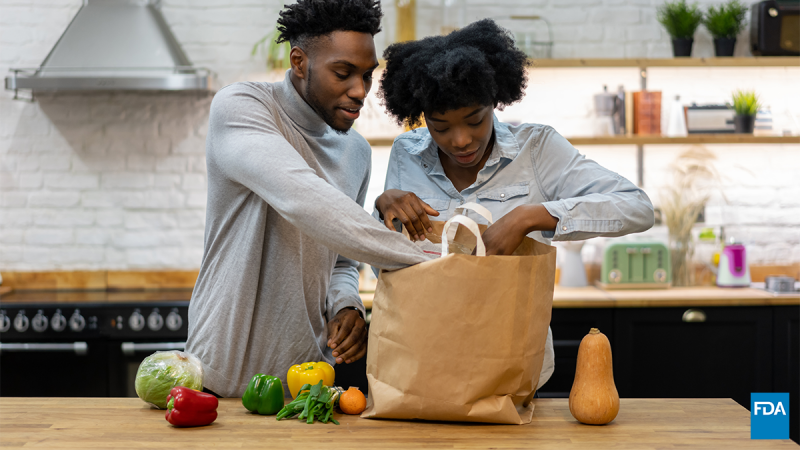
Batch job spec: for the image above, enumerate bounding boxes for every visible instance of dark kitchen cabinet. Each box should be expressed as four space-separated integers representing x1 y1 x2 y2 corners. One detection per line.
0 339 110 397
537 308 613 398
773 306 799 443
614 306 773 410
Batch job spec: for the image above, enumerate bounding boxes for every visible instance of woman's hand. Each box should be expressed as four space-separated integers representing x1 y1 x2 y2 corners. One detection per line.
375 189 440 241
482 204 558 255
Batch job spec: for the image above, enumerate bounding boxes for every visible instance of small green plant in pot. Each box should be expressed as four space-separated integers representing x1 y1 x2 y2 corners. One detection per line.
731 89 760 133
658 0 703 57
252 28 291 71
704 0 748 57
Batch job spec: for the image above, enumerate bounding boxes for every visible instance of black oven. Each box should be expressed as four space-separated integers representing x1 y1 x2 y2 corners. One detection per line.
751 0 800 56
0 290 190 398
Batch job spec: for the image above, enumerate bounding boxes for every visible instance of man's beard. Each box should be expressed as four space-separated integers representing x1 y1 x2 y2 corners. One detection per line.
305 67 350 135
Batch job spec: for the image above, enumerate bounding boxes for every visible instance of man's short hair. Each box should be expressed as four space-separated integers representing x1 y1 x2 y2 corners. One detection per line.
276 0 383 51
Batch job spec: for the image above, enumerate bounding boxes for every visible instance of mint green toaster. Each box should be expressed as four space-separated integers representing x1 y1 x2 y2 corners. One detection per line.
598 241 671 289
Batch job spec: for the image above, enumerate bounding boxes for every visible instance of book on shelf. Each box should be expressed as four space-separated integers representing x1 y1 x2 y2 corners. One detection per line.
632 91 662 136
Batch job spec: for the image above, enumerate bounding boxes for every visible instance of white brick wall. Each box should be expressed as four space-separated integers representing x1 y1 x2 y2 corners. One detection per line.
1 0 799 271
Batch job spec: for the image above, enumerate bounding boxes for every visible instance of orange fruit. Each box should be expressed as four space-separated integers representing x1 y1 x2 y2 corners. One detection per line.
339 387 366 415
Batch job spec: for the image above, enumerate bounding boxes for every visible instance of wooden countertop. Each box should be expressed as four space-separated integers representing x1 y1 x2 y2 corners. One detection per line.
551 286 800 308
1 286 796 309
0 398 795 449
0 289 193 305
360 286 800 309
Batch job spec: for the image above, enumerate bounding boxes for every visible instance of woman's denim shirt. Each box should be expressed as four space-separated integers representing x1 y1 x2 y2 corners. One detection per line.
373 116 655 244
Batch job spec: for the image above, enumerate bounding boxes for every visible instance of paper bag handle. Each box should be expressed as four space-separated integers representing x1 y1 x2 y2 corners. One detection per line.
455 202 494 224
441 215 486 257
447 202 493 242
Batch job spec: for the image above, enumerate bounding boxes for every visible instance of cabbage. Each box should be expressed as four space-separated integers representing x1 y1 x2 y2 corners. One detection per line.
134 350 204 409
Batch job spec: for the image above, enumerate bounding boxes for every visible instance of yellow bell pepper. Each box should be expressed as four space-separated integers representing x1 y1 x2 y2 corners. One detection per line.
286 361 335 398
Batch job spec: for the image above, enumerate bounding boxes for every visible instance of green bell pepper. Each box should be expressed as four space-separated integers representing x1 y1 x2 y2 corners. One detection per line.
242 373 285 415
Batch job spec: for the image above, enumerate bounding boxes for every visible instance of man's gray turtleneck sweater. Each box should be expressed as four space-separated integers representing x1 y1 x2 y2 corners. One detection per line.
186 71 430 398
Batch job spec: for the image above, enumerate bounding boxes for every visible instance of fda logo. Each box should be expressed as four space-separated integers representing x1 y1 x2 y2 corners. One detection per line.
751 393 789 440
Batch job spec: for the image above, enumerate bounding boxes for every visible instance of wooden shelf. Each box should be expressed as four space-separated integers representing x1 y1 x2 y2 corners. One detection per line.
376 57 800 69
567 134 800 145
367 134 800 147
531 57 800 68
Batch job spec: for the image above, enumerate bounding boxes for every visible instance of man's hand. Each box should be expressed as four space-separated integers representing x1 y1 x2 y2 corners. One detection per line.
376 189 439 241
327 308 367 364
481 205 558 256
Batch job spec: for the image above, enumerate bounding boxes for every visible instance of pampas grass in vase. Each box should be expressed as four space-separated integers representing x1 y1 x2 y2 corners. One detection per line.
660 146 721 286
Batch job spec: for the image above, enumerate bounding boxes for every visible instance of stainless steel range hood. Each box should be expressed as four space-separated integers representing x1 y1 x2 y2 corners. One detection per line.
5 0 211 97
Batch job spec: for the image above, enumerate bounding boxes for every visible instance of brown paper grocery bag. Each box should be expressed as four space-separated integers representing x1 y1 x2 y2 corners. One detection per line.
362 215 556 424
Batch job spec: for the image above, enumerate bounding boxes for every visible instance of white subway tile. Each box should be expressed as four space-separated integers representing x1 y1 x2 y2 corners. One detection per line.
0 246 23 263
186 191 207 208
44 173 99 190
28 191 80 208
1 191 28 207
155 156 188 172
75 228 110 245
22 247 52 264
100 172 154 189
127 154 156 171
18 172 43 189
124 211 179 230
25 228 73 245
33 210 95 227
0 229 24 244
181 173 206 190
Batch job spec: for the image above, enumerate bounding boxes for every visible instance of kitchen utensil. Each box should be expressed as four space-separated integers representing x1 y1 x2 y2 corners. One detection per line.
765 275 796 293
559 241 587 287
717 243 751 287
598 241 671 289
594 85 616 136
611 85 626 135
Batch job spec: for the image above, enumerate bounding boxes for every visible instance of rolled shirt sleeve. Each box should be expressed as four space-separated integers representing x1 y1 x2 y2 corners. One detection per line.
325 255 365 320
533 126 655 241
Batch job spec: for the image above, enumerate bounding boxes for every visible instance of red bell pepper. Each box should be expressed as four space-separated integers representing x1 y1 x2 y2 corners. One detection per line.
165 386 219 427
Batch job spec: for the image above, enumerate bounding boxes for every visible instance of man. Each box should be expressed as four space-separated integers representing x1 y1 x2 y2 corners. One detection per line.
185 0 430 398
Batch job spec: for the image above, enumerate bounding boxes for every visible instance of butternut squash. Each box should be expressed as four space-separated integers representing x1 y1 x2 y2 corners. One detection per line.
568 328 620 425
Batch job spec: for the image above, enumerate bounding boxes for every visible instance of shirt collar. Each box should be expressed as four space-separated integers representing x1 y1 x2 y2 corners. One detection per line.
485 115 520 165
407 114 521 174
274 69 329 135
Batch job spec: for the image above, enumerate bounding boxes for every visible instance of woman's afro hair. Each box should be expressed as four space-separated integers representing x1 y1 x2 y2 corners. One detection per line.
276 0 382 48
380 19 530 128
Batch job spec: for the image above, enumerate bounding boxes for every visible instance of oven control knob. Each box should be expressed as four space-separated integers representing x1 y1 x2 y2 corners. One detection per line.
69 310 86 332
14 311 30 332
51 310 67 332
32 310 49 332
147 309 164 331
129 310 145 332
165 309 183 331
0 311 10 333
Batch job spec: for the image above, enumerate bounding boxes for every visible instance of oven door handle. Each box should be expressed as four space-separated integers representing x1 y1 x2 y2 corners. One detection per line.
0 342 88 355
121 342 186 356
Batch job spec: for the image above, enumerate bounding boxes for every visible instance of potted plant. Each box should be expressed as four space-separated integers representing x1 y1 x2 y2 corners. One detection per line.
657 0 703 57
660 147 721 286
731 89 760 133
704 0 748 57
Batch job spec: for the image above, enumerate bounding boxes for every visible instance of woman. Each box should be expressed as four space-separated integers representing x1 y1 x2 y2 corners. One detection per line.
372 19 654 390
